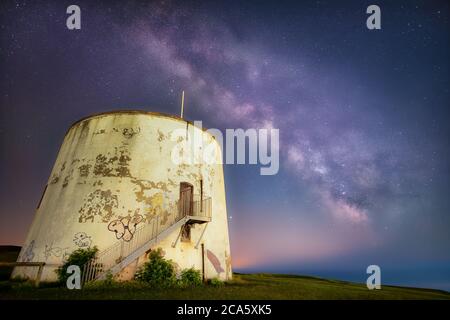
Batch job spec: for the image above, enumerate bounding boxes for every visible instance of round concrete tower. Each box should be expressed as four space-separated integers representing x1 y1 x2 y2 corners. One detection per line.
13 111 232 282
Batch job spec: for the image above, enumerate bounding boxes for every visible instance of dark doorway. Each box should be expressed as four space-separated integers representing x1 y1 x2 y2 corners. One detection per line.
181 224 191 242
179 182 194 217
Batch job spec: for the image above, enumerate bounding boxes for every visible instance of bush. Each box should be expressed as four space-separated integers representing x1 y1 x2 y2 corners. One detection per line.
134 248 176 288
104 271 115 285
55 247 98 284
208 278 224 287
84 271 116 289
179 268 202 287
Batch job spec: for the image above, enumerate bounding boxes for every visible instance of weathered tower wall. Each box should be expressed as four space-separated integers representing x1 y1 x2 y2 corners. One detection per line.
13 111 232 281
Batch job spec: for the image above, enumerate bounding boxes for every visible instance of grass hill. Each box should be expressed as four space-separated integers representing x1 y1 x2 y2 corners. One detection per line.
1 246 448 300
1 273 449 300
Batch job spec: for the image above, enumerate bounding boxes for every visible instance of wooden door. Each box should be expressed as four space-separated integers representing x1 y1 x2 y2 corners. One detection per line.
179 182 193 217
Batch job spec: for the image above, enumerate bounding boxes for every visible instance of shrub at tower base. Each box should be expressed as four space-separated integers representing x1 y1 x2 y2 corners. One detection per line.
134 249 177 288
134 249 203 288
55 247 98 284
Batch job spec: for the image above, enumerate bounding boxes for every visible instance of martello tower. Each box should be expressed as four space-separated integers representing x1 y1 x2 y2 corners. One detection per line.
13 111 232 282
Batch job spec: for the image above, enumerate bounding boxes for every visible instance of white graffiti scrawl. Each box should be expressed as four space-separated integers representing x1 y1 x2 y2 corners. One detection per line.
73 232 92 248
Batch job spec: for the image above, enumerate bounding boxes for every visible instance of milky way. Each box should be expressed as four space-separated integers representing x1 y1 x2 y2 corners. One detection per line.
0 0 449 289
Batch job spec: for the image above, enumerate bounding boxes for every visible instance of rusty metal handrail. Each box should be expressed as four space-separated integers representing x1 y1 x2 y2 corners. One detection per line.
0 262 45 267
1 262 46 287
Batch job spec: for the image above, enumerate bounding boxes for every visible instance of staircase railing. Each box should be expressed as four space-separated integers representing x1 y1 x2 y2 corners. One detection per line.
81 196 211 283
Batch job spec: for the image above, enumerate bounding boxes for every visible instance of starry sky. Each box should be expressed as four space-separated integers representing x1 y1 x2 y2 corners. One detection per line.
1 0 449 290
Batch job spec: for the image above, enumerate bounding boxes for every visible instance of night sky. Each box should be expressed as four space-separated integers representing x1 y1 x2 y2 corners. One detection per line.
1 0 449 290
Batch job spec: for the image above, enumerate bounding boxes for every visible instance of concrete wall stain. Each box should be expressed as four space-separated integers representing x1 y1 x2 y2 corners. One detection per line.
78 164 91 177
62 168 74 188
50 174 59 184
78 189 119 223
94 129 106 135
122 127 140 139
225 251 232 279
93 148 132 178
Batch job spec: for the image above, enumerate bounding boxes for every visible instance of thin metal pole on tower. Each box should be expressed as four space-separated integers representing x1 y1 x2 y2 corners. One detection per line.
180 90 185 119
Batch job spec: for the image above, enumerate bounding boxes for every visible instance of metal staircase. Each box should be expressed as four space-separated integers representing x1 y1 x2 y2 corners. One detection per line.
81 196 211 283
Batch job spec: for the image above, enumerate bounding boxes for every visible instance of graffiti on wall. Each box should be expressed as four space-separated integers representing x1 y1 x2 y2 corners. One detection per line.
207 249 224 274
73 232 92 248
66 127 210 243
44 243 70 261
108 214 144 242
21 240 36 262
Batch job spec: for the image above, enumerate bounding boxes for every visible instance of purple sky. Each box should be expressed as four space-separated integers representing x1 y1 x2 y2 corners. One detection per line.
1 0 449 290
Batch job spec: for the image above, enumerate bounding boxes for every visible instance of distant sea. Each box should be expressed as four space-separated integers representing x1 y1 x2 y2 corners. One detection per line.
235 265 450 292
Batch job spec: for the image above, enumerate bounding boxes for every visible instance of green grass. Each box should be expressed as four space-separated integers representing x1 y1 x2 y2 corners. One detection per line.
0 273 449 300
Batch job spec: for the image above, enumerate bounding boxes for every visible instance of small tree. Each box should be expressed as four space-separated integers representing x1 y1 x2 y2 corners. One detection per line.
179 268 203 287
55 247 98 284
134 248 176 288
